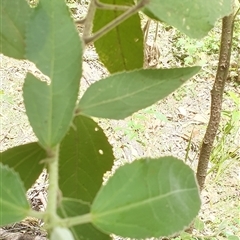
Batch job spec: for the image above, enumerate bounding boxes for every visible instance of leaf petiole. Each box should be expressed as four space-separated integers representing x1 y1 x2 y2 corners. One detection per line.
94 0 131 11
84 0 150 44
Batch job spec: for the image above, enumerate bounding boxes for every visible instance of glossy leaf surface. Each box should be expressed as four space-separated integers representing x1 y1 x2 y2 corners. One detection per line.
91 157 201 238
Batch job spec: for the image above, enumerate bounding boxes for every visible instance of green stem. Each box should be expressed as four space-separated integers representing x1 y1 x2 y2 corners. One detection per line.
83 0 97 40
59 213 92 228
28 209 46 219
84 0 149 44
45 144 60 227
94 0 131 11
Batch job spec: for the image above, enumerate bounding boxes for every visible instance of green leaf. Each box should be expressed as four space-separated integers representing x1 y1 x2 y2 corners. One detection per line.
78 67 200 119
0 164 30 226
143 0 233 38
58 198 111 240
194 216 205 231
91 157 201 238
228 236 240 240
23 0 83 148
59 115 114 202
0 0 32 59
180 231 192 239
93 0 144 73
0 142 46 190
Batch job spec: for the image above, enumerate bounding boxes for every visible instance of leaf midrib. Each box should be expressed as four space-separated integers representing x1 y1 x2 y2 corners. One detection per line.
82 78 170 109
93 187 197 218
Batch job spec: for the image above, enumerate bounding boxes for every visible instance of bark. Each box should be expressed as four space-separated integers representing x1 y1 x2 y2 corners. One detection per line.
196 12 235 191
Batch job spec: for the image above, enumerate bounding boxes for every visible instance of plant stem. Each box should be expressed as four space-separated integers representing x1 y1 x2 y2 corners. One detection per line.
84 0 149 44
59 213 92 228
196 12 235 191
83 0 97 40
28 209 46 219
94 0 131 11
45 144 61 228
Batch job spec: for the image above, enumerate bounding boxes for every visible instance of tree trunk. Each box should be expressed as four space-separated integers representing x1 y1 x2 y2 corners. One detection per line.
196 11 235 191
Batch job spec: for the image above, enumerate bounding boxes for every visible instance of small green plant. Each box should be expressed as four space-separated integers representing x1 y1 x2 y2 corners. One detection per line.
114 106 168 143
0 91 14 105
175 37 205 65
209 91 240 179
173 21 222 67
0 0 233 239
117 113 147 140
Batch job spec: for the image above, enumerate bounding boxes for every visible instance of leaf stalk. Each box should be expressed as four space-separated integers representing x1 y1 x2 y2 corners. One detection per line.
84 0 149 44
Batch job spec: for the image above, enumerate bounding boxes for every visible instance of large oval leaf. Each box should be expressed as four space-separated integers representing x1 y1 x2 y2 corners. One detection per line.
24 0 83 148
91 157 201 238
143 0 232 38
0 164 30 226
78 67 200 119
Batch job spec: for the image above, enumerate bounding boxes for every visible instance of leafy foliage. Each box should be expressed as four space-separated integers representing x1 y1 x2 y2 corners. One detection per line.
78 67 200 119
24 0 83 148
59 115 114 202
0 0 32 59
58 198 111 240
91 157 201 238
143 0 233 38
1 142 46 189
0 164 30 226
93 0 144 73
0 0 234 239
